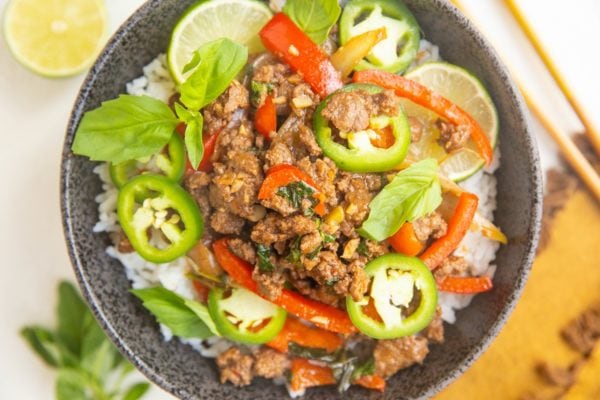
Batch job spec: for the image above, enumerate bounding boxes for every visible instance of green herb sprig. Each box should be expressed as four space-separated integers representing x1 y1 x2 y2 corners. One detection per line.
72 38 248 169
20 281 150 400
358 158 442 241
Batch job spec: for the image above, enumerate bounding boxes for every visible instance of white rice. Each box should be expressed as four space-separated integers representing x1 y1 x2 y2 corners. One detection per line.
93 40 500 361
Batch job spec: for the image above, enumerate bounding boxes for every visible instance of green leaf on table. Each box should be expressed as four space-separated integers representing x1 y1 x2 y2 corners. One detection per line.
20 326 61 367
72 95 178 164
121 382 151 400
358 158 442 241
80 313 120 383
179 38 248 110
57 281 89 357
131 287 216 339
55 368 94 400
283 0 341 44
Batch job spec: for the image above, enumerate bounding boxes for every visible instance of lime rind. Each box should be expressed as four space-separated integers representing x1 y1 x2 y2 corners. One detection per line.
405 61 499 181
167 0 272 84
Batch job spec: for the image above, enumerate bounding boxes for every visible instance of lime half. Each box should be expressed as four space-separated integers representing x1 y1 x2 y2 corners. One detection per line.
404 62 499 181
3 0 107 77
167 0 273 84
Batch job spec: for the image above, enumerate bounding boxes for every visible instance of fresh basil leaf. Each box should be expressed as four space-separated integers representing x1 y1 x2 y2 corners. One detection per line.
256 244 275 272
182 51 202 74
20 326 61 367
180 38 248 110
56 281 89 358
183 298 220 336
131 287 215 339
72 95 178 164
55 368 94 400
358 158 442 241
175 103 204 169
184 115 204 170
283 0 341 44
287 236 302 266
121 382 151 400
288 342 340 362
356 239 370 257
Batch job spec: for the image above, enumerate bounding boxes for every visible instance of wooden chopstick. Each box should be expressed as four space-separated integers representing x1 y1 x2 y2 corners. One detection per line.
504 0 600 156
450 0 600 201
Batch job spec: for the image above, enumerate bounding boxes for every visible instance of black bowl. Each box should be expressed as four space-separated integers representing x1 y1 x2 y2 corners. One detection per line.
61 0 542 398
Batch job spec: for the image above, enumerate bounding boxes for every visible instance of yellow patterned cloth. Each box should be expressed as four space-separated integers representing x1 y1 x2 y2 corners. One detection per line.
436 190 600 399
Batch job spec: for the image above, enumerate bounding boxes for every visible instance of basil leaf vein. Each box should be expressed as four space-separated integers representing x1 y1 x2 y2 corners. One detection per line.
283 0 341 44
358 158 442 241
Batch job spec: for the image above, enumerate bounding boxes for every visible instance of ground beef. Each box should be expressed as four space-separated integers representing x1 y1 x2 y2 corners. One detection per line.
184 171 212 218
227 238 256 265
290 83 319 117
412 211 448 242
264 141 294 170
437 118 470 152
374 336 429 378
216 346 290 386
433 255 470 281
371 89 401 116
252 61 295 115
252 266 286 300
260 193 299 217
336 172 381 226
251 213 318 245
321 89 401 132
300 231 322 255
321 90 372 132
297 124 322 156
365 239 390 258
296 157 339 209
423 307 444 343
213 120 255 163
210 150 263 221
286 268 343 307
344 260 370 301
203 80 249 135
252 347 290 379
210 209 245 234
216 347 254 386
561 302 600 355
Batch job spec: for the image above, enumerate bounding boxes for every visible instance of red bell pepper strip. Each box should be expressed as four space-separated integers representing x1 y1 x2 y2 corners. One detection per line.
177 123 220 174
212 238 357 334
437 276 493 294
290 358 336 392
254 95 277 139
267 317 343 353
419 192 479 270
353 70 494 166
353 374 386 392
259 13 343 98
388 222 424 256
290 358 386 392
258 164 326 216
191 280 210 303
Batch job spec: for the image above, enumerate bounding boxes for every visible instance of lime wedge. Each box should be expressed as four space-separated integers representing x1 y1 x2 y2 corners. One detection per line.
3 0 107 77
404 62 499 181
167 0 273 84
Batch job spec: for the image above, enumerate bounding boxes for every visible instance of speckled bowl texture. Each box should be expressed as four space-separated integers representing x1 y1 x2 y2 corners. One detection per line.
61 0 542 398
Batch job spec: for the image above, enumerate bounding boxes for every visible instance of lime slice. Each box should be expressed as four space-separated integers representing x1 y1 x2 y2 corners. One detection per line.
3 0 107 77
168 0 273 84
404 62 499 181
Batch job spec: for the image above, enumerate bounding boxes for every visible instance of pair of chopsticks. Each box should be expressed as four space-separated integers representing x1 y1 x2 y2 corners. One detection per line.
450 0 600 201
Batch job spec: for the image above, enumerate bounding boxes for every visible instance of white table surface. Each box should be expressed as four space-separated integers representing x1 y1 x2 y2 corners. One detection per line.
0 0 598 399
